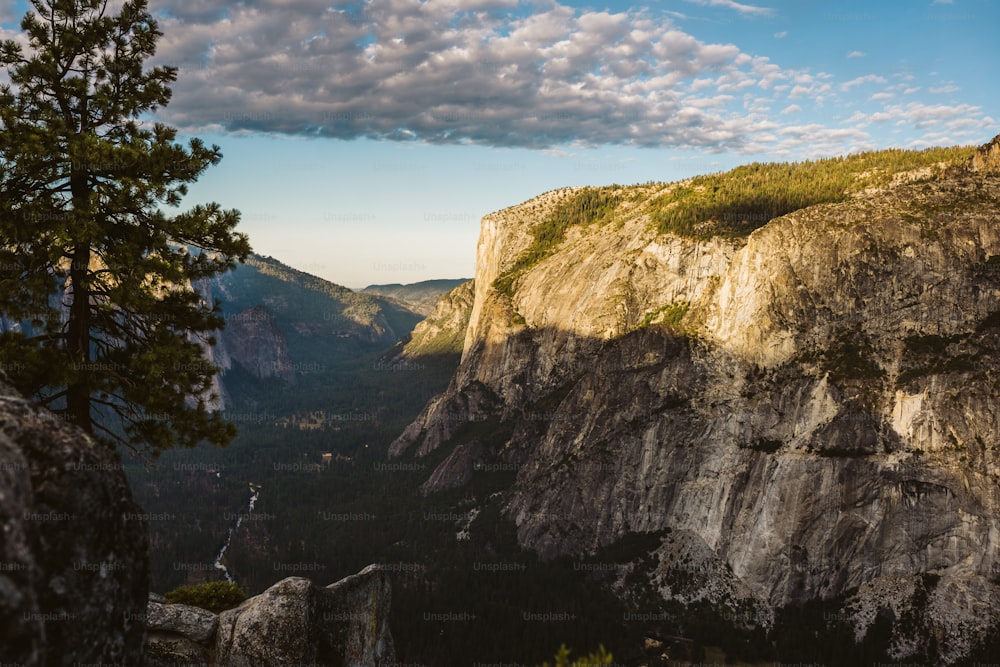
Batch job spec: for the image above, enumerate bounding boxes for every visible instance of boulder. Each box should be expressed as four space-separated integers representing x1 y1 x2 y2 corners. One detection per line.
0 379 149 665
215 566 394 666
146 633 211 667
324 565 396 666
147 600 219 643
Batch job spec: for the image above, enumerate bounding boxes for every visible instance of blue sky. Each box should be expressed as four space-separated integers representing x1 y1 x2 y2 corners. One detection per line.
3 0 997 287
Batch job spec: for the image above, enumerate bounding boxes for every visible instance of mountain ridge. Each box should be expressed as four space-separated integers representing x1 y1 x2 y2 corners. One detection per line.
193 254 428 411
361 279 472 316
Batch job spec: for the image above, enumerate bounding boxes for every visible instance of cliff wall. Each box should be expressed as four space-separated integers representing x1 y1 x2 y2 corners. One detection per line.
390 137 1000 662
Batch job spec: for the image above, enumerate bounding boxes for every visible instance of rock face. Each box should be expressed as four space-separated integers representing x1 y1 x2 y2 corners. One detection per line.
0 380 149 666
390 137 1000 662
398 279 475 358
222 305 296 383
148 599 219 643
969 133 1000 174
147 566 395 667
190 254 427 409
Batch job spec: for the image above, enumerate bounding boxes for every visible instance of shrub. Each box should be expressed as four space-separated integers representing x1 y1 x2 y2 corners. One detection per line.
539 643 614 667
164 580 247 613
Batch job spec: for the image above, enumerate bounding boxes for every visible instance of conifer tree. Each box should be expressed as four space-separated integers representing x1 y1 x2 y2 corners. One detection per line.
0 0 251 456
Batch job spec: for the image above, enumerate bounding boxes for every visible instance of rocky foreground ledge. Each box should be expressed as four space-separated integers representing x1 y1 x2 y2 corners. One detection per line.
0 377 394 666
147 566 395 667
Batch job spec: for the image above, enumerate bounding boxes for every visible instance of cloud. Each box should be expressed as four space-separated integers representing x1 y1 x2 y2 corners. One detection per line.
682 0 775 16
860 102 986 130
47 0 968 157
773 31 787 38
929 84 960 94
847 50 866 58
840 74 887 91
148 0 793 151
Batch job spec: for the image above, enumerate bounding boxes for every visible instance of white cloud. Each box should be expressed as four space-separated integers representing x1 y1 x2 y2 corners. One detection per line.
773 31 787 38
841 74 887 91
682 0 775 17
149 0 794 150
0 0 940 157
866 102 984 130
847 50 866 58
929 84 960 94
870 92 894 101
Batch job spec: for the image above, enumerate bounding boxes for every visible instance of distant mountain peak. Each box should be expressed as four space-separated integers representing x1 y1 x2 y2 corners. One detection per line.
361 278 473 316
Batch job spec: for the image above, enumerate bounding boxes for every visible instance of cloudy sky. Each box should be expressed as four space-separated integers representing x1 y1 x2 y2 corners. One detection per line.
3 0 998 287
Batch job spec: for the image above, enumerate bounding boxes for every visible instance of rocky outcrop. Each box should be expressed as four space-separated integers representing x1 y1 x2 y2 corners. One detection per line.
146 566 395 667
969 133 1000 174
0 380 149 666
390 136 1000 662
148 598 219 642
222 305 296 383
419 439 488 495
398 279 475 358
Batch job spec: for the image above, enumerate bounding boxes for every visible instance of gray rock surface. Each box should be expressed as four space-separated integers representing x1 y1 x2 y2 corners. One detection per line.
146 632 211 667
215 566 394 666
0 379 149 666
391 136 1000 662
399 279 475 358
147 600 219 643
224 305 296 383
323 565 396 667
419 439 487 495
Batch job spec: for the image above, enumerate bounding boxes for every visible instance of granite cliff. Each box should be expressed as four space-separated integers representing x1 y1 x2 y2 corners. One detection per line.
390 136 1000 662
397 279 475 359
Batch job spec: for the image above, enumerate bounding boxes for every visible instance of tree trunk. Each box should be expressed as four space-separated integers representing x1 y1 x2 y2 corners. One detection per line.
66 163 93 432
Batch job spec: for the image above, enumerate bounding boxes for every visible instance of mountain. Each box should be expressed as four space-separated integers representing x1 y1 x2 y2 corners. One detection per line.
388 137 1000 664
193 254 426 411
361 279 472 316
394 280 474 359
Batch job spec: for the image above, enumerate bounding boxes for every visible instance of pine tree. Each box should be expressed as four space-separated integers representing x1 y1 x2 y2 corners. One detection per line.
0 0 251 456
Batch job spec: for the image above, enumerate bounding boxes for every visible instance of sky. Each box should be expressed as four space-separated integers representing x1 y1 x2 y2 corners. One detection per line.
2 0 998 288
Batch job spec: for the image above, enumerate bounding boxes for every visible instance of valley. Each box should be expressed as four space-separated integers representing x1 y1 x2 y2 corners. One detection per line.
126 136 1000 666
